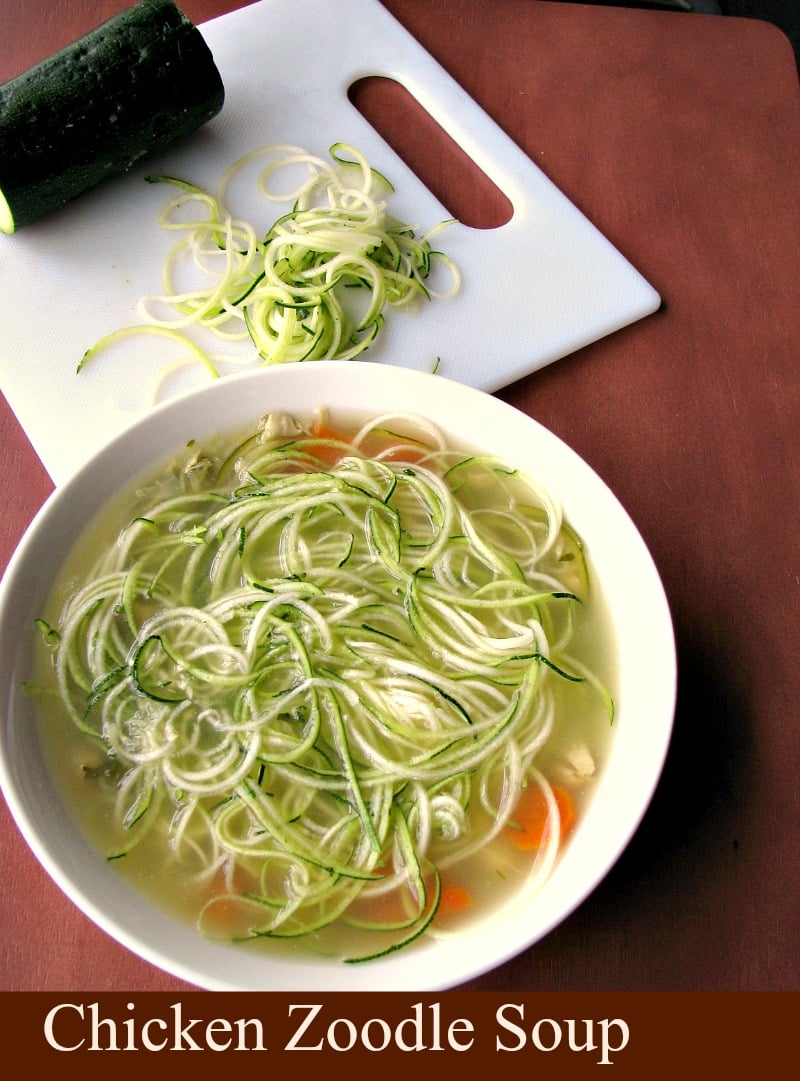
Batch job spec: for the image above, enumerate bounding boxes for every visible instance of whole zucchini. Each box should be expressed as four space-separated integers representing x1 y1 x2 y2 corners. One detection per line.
0 0 225 234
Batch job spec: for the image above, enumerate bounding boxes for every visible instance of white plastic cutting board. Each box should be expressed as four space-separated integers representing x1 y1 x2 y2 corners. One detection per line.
0 0 660 486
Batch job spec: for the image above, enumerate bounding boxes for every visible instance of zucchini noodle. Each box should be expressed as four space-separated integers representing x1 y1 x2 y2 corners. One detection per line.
34 410 611 962
79 144 460 390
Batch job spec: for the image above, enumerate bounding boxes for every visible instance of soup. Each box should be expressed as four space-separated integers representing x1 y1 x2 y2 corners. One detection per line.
31 407 615 963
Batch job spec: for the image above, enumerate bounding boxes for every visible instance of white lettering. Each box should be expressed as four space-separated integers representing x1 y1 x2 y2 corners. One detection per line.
41 1001 267 1052
495 1006 630 1063
43 1003 85 1052
89 1002 120 1050
140 1017 169 1052
235 1017 268 1051
495 1003 526 1051
448 1017 475 1052
205 1018 233 1052
169 1003 203 1051
327 1018 358 1052
565 1018 597 1055
397 1002 435 1051
532 1018 562 1052
598 1019 630 1065
285 1003 325 1051
395 1001 473 1051
285 1001 474 1052
361 1018 392 1052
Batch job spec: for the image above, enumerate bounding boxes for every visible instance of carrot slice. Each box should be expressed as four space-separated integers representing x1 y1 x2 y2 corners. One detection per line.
307 422 353 466
505 783 575 851
438 885 472 915
310 422 348 442
309 421 428 466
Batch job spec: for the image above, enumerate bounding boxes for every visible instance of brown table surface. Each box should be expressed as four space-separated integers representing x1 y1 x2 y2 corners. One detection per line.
1 0 798 993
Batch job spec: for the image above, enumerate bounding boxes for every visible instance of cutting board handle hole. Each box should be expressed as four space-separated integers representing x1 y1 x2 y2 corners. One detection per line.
348 76 512 229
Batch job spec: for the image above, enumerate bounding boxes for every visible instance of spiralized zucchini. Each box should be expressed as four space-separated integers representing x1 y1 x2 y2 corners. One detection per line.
35 410 610 962
79 144 460 389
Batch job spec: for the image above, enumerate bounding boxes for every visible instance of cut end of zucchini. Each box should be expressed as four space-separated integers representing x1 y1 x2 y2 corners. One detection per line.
0 192 14 235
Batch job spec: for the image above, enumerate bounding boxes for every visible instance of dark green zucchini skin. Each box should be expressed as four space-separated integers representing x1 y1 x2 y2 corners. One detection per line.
0 0 225 233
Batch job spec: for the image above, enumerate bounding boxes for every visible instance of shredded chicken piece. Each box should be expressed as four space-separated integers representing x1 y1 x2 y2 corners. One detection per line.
258 412 307 440
553 740 596 784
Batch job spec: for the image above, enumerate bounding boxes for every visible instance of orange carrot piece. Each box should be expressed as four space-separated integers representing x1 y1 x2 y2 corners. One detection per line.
310 420 429 465
310 421 348 442
202 893 243 936
438 885 473 915
505 782 576 852
307 422 353 466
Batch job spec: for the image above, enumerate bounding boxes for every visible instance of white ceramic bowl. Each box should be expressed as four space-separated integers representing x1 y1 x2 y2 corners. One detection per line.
0 361 676 990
